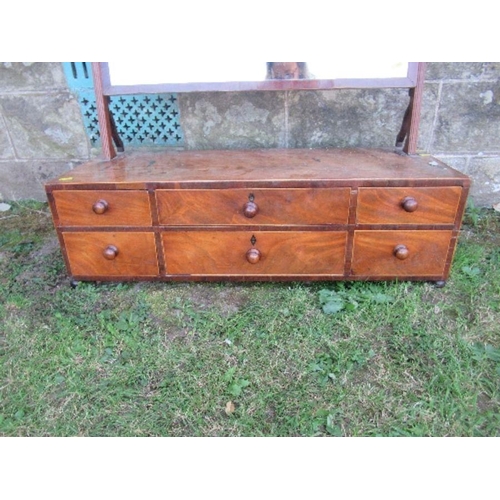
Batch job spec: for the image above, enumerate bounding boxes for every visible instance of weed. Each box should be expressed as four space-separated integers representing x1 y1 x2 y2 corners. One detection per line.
318 283 394 314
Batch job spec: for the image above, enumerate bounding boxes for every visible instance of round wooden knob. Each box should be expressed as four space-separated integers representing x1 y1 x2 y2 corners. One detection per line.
93 199 109 214
246 248 261 264
243 201 259 218
394 244 409 260
401 197 418 212
103 245 119 260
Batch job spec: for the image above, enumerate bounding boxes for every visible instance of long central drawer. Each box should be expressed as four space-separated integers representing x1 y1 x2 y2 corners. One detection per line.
162 231 347 275
156 188 350 226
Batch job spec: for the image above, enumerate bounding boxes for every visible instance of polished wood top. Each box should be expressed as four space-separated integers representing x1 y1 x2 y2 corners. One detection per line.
46 148 470 190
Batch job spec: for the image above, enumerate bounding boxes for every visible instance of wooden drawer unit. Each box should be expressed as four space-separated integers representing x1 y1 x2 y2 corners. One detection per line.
156 188 350 226
162 231 347 276
63 232 159 277
45 148 470 284
53 190 152 227
356 187 462 225
351 230 453 277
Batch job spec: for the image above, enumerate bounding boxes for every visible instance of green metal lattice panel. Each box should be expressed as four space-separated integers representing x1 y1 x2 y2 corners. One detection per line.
63 62 184 147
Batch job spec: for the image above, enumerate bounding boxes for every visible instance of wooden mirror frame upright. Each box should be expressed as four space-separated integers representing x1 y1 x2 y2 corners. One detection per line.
92 62 427 161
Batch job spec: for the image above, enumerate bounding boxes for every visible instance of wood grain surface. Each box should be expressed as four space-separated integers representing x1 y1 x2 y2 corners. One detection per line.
53 190 152 227
162 231 347 275
356 187 462 224
351 230 453 276
45 149 470 189
63 232 158 276
156 188 350 226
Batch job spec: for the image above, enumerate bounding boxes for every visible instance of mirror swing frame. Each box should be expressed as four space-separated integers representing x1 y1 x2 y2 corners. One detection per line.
92 62 427 160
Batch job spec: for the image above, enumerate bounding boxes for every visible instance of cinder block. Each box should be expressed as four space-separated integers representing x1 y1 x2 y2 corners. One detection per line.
0 62 67 92
178 92 286 149
426 62 500 81
419 83 440 151
0 92 90 159
467 156 500 207
433 155 469 174
0 159 81 201
287 88 410 148
431 81 500 153
0 115 14 159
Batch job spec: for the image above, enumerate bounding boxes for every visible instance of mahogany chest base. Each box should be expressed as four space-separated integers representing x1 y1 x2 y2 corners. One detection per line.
45 148 470 284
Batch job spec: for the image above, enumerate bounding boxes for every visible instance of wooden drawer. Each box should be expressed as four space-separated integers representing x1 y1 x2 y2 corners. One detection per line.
162 231 347 275
63 232 159 277
53 190 152 226
351 230 453 277
156 188 350 226
356 187 462 225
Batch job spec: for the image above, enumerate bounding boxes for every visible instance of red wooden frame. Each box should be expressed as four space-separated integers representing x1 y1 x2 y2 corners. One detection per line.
91 62 426 160
404 62 427 155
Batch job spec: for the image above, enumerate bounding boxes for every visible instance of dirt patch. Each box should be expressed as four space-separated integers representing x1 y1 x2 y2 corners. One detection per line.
477 392 494 412
163 326 190 343
185 283 251 316
12 234 67 294
29 234 60 260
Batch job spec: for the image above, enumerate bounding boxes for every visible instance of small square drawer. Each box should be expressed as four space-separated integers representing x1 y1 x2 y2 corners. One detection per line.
356 187 462 225
162 230 347 275
53 190 152 227
63 232 159 277
156 188 350 226
351 230 453 277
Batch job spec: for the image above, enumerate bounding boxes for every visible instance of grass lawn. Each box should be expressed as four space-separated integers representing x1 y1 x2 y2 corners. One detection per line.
0 200 499 436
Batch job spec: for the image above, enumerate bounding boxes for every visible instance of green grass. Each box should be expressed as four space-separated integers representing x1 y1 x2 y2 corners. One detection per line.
0 201 499 436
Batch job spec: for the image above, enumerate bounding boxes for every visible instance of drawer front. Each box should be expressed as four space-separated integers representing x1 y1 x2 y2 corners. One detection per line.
356 187 462 225
162 231 347 275
351 230 453 277
63 232 159 277
53 190 152 226
156 188 350 226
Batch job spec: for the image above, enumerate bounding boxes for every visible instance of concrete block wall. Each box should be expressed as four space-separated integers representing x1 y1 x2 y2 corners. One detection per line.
0 62 91 201
420 63 500 206
0 62 498 206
